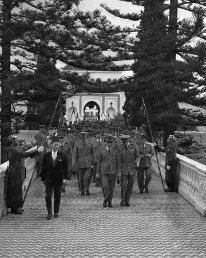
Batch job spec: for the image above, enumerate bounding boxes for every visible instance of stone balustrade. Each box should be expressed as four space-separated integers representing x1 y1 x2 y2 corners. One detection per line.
152 152 206 216
0 147 37 218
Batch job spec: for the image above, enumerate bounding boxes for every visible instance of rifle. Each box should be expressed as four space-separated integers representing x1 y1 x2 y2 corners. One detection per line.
142 97 165 191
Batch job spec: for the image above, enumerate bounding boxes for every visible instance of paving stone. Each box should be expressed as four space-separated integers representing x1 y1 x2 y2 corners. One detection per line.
0 174 206 258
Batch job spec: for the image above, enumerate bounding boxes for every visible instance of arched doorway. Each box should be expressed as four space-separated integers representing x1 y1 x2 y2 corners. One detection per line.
68 107 78 124
106 107 116 120
84 101 100 120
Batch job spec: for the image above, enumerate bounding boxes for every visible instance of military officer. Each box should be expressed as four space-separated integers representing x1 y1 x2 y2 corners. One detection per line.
96 135 119 208
92 133 103 187
72 130 94 196
137 134 154 194
119 135 139 207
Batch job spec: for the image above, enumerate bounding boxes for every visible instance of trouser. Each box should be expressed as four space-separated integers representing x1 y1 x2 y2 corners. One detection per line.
165 161 177 191
121 174 135 203
78 168 92 192
45 181 62 214
137 167 152 191
101 174 116 204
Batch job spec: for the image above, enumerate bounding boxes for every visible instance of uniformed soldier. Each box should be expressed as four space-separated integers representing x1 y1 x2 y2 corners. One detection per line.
96 135 119 208
119 135 139 207
92 133 103 187
154 135 179 192
72 130 94 196
137 134 154 194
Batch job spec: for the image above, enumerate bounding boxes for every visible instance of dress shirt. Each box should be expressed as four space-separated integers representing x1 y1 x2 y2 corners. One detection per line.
52 151 57 160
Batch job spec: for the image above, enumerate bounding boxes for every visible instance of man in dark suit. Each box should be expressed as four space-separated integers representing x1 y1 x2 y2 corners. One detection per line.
41 136 69 220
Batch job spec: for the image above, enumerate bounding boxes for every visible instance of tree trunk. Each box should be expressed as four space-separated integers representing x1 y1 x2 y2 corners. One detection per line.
1 0 12 162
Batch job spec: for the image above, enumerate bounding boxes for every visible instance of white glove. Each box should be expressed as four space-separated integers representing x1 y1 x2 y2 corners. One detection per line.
166 165 171 170
63 179 67 183
38 146 44 152
96 173 100 179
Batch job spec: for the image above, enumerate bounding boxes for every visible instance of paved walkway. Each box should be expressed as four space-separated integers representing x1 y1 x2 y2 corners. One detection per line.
0 174 206 258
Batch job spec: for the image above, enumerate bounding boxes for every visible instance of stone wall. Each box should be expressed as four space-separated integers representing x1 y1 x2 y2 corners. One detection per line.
0 147 37 218
152 152 206 216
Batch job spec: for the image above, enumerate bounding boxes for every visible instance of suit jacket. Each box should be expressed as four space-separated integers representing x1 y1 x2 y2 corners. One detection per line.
41 151 68 184
138 142 154 168
119 143 139 175
72 139 94 168
97 146 119 175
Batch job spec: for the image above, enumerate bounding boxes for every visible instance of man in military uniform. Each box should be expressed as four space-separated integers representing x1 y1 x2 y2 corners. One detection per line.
35 125 47 176
61 128 76 193
137 134 154 194
92 133 103 187
119 135 139 207
72 130 94 196
96 135 119 208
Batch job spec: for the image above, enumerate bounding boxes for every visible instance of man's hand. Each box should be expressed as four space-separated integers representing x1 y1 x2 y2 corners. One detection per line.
166 165 171 170
63 179 67 184
38 146 44 152
96 173 100 179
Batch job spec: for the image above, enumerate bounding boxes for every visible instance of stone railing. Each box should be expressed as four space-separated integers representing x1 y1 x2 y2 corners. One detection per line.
152 152 206 216
0 147 37 218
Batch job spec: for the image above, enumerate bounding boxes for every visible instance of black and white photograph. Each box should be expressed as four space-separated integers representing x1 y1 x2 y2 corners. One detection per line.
1 0 206 257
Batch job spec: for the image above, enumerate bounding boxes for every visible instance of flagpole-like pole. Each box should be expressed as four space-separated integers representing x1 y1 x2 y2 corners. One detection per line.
142 97 165 191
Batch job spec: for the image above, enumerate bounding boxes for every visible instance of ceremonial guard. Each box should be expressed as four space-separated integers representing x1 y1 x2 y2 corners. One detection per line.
41 136 69 220
5 135 44 214
119 135 139 207
155 135 179 192
72 130 94 196
96 135 119 208
137 134 154 194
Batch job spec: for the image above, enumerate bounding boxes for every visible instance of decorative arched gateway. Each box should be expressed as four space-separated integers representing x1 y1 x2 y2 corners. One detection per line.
84 101 100 120
106 107 116 119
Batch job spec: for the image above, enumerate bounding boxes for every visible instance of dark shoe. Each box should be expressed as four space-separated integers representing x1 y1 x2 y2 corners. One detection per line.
125 202 130 207
86 190 90 196
120 201 125 207
103 200 108 208
108 203 113 208
54 213 58 218
145 187 149 194
140 190 144 194
11 209 23 214
81 191 85 196
47 214 52 220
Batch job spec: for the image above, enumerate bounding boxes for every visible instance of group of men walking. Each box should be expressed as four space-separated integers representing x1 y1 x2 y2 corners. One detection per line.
39 128 157 219
4 125 179 220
